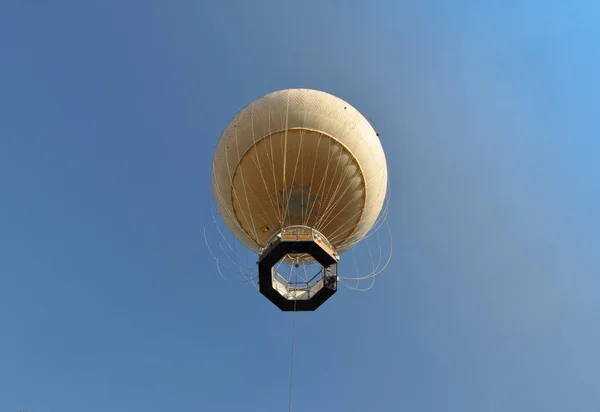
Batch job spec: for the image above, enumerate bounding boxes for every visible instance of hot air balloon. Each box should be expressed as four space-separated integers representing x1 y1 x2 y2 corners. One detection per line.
209 89 389 311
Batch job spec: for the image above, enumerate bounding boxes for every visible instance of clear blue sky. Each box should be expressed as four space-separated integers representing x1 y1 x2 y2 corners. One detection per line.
1 1 599 411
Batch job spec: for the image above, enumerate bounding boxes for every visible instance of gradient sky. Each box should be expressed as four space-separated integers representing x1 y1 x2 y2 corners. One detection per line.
1 1 599 411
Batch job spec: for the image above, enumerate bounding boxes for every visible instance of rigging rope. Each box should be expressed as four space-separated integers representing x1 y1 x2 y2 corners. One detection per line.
288 275 298 412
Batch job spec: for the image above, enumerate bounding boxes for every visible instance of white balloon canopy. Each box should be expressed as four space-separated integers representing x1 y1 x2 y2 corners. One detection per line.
212 88 388 261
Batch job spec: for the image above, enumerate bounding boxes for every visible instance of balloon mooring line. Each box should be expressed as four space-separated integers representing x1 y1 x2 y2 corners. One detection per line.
288 276 298 412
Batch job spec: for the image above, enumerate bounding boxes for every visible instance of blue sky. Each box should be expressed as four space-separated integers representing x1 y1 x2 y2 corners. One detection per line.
1 1 599 411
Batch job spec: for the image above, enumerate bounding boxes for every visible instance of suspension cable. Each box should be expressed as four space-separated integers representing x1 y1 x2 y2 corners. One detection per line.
288 274 298 412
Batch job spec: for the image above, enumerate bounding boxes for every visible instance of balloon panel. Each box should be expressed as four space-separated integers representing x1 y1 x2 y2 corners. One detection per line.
229 129 365 250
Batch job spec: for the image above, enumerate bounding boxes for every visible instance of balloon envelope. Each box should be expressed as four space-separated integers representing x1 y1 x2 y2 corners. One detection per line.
212 89 387 260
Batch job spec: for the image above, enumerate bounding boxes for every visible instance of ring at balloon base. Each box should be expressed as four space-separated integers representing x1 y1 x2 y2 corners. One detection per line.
257 226 339 311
